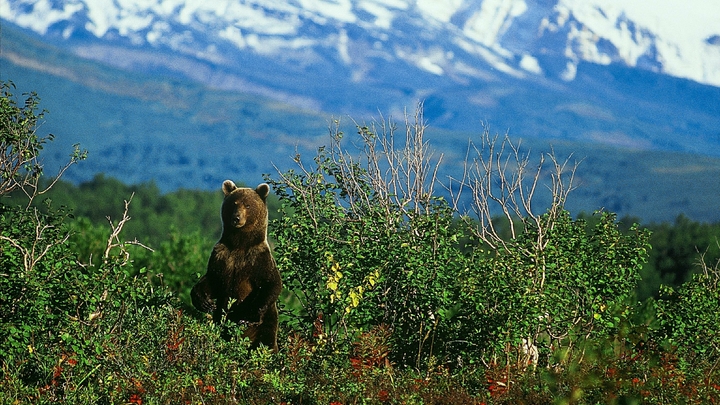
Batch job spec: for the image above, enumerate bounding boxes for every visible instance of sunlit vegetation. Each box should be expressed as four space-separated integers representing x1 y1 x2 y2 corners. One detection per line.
2 82 719 404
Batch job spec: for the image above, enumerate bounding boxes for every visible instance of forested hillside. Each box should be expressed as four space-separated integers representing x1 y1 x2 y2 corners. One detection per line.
2 82 720 403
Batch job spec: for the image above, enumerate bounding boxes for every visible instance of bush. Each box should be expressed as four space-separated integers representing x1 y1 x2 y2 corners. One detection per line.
456 210 650 369
268 116 471 367
655 249 720 369
266 111 651 373
0 182 255 404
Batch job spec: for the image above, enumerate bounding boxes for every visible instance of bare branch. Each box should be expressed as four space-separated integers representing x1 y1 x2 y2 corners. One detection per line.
102 194 153 265
0 208 71 274
277 102 444 240
454 124 579 254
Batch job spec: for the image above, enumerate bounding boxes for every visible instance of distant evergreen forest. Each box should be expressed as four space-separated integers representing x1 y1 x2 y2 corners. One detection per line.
3 174 717 302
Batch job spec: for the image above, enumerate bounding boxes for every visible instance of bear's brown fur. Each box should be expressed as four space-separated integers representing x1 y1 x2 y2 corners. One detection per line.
191 180 282 351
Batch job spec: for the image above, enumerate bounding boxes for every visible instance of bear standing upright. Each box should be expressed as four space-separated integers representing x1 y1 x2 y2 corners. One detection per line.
191 180 282 351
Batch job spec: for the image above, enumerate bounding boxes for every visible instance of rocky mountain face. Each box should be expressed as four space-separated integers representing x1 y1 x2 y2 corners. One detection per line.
4 0 719 110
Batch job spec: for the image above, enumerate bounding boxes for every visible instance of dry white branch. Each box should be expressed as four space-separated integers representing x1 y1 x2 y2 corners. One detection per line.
0 208 71 273
277 103 444 229
452 125 579 253
103 193 153 265
340 103 443 220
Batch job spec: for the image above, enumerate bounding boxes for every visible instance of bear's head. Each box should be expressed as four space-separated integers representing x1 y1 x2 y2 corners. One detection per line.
220 180 270 243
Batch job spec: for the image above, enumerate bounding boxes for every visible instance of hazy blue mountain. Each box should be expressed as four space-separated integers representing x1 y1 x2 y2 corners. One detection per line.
1 1 719 223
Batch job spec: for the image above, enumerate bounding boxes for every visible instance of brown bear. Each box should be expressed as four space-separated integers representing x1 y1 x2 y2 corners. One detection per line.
191 180 282 351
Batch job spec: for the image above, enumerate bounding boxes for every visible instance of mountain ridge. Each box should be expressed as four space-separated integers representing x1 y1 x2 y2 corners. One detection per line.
2 2 720 223
4 0 719 88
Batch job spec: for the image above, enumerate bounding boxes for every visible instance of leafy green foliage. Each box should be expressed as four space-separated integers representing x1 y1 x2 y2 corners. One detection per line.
266 121 652 371
266 122 476 367
0 203 242 404
0 204 77 361
0 80 85 199
655 252 720 368
2 85 720 403
455 211 650 368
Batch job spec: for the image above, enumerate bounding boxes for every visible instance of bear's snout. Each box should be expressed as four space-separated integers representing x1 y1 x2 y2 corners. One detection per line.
233 213 246 228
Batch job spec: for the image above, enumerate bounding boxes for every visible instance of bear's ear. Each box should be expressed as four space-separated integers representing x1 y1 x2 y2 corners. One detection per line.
255 183 270 200
222 180 237 196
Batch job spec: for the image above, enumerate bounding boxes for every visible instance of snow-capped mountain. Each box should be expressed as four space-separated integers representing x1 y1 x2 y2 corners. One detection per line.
3 0 719 92
2 0 720 222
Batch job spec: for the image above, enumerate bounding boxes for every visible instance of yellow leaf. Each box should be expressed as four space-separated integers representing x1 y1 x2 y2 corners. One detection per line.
367 270 380 286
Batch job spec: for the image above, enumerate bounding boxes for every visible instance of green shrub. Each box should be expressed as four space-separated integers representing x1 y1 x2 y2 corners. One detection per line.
267 116 651 372
267 117 475 367
0 190 257 404
655 250 720 369
456 211 650 369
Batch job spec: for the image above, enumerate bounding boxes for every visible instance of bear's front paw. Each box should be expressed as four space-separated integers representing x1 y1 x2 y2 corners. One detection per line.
192 295 216 313
200 300 216 313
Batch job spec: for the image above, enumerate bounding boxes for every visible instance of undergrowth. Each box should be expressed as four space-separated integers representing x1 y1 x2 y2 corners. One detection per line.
2 84 719 404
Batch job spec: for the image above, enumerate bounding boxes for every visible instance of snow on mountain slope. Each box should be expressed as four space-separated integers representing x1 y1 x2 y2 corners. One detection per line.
2 0 719 89
462 0 528 48
552 0 720 84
